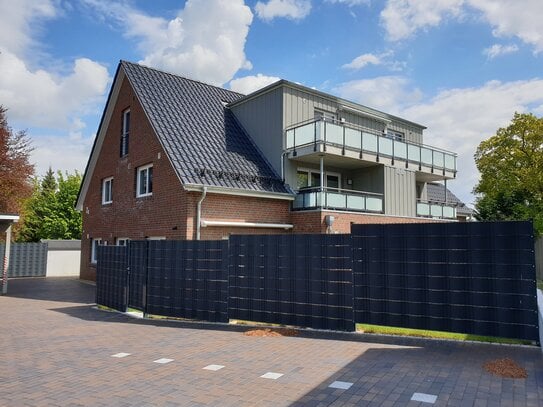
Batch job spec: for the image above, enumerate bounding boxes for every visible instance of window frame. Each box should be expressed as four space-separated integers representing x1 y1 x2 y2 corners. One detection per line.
120 109 130 157
296 167 341 190
116 237 129 246
91 238 103 264
102 177 113 205
386 129 405 141
136 163 153 198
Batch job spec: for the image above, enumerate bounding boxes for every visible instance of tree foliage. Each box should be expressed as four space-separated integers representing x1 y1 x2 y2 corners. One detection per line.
474 112 543 235
18 169 82 242
0 106 34 214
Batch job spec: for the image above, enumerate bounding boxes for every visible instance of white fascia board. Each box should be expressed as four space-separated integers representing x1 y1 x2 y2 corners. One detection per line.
75 69 126 211
0 215 20 222
183 184 295 201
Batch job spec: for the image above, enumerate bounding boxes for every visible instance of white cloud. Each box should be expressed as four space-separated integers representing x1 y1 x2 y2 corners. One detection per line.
380 0 543 52
84 0 253 86
333 76 423 114
0 0 57 56
483 43 519 59
334 75 543 204
255 0 311 21
229 74 281 94
0 1 109 129
342 50 404 71
325 0 369 5
380 0 464 41
342 53 382 70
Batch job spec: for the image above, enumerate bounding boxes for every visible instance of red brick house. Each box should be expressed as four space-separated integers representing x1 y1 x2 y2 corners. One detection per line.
77 61 462 280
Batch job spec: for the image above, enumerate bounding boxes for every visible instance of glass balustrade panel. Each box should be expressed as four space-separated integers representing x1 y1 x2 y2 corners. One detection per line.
443 206 456 219
445 154 456 171
430 204 443 217
326 192 347 208
366 197 383 212
345 128 361 149
394 140 407 159
421 148 433 166
417 202 430 216
362 132 378 153
346 195 365 211
408 144 420 162
286 129 294 149
325 122 343 145
296 122 315 146
379 137 393 156
433 151 444 168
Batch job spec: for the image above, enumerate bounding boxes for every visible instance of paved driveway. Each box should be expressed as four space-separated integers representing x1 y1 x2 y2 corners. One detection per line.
1 278 542 406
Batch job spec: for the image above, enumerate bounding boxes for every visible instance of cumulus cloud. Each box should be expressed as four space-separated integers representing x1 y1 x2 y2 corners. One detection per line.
380 0 543 53
334 75 543 204
84 0 253 86
325 0 369 5
342 50 404 71
229 74 281 94
380 0 464 41
0 1 109 130
255 0 311 21
333 76 423 114
483 43 519 59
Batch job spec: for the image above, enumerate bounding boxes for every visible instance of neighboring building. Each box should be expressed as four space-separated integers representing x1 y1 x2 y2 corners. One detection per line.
426 182 475 222
76 61 463 280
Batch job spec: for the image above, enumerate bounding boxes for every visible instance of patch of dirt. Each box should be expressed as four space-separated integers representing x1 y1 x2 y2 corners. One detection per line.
243 328 299 337
483 358 528 379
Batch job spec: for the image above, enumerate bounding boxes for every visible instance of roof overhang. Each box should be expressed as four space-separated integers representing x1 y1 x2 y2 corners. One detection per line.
0 214 19 234
75 64 125 211
183 184 295 201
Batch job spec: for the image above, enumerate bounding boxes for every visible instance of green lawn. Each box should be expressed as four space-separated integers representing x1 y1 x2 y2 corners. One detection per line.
538 280 543 290
356 323 534 345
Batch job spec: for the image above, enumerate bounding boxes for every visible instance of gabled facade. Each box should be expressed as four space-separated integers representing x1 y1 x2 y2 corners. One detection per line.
77 61 463 280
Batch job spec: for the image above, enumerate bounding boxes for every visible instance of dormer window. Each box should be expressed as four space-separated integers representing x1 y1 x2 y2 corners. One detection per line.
120 109 130 157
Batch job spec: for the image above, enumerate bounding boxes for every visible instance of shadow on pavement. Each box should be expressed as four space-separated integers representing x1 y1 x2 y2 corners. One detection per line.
6 277 95 304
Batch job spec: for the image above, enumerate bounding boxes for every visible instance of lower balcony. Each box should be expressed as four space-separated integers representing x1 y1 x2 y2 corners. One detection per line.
292 187 383 213
416 200 457 220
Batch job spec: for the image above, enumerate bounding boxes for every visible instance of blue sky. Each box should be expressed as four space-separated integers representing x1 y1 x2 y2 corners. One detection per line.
1 0 543 206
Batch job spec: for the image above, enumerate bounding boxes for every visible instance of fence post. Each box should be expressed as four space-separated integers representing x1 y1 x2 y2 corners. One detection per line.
142 240 150 318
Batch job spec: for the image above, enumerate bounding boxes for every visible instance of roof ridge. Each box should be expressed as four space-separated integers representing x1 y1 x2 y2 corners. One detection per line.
120 60 246 98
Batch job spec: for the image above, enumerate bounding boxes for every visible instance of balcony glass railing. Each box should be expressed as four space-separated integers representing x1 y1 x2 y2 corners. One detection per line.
416 200 457 219
285 119 457 172
293 187 383 213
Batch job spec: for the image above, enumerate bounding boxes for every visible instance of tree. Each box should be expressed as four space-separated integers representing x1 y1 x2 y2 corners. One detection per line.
474 112 543 235
0 106 34 214
18 170 82 241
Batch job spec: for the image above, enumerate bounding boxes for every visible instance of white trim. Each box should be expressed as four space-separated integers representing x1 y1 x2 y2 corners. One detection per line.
200 220 293 230
183 184 294 200
91 238 102 264
136 163 153 197
0 215 19 222
102 177 113 204
147 236 166 240
338 104 392 124
116 237 129 246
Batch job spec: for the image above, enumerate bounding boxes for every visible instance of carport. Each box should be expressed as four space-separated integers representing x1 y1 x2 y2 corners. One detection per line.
0 214 19 295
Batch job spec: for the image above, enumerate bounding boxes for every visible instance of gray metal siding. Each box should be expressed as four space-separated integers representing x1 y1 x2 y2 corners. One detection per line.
229 87 284 176
351 166 384 195
384 167 416 216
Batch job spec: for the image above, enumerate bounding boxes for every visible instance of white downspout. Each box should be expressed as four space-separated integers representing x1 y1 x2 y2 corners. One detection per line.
196 186 207 240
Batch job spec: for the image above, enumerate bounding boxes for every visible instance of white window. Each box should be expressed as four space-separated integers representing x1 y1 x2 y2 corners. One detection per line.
116 238 129 246
387 129 404 141
315 110 337 122
147 236 166 240
136 164 153 197
91 238 104 264
297 168 341 190
102 177 113 204
120 109 130 156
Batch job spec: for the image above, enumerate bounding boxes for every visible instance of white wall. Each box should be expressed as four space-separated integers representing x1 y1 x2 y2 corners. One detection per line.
43 240 81 277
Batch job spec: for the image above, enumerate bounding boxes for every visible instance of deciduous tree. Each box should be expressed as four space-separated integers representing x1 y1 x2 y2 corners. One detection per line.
474 112 543 235
0 106 34 214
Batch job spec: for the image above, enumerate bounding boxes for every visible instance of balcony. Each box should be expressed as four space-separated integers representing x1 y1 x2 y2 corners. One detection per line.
416 200 457 220
285 119 457 180
293 187 383 213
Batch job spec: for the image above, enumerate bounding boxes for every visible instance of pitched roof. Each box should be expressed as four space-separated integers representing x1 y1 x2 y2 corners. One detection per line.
121 61 290 195
426 183 474 216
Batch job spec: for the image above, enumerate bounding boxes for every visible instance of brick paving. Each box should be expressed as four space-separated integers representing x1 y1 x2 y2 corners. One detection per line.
1 278 542 406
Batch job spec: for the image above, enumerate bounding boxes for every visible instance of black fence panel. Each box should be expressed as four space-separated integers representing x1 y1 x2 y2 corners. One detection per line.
229 234 354 331
352 221 538 342
128 241 147 311
145 240 228 322
96 245 127 312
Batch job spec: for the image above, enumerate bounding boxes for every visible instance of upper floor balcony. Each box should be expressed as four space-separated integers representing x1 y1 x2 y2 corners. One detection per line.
285 118 457 181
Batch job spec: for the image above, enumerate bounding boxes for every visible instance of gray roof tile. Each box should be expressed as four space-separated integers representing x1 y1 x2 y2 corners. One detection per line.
121 61 289 194
426 183 473 216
